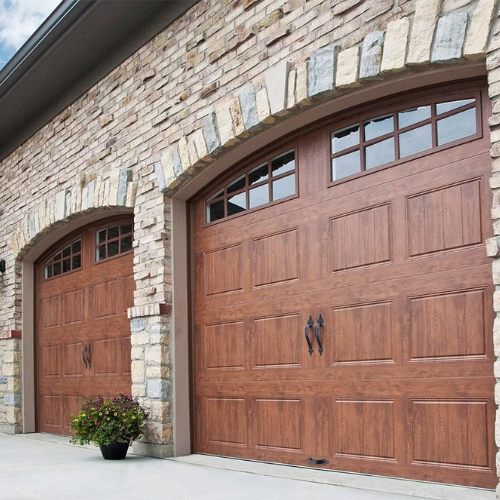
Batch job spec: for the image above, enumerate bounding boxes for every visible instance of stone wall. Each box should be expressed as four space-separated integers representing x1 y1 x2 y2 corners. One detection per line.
0 0 499 485
0 338 21 434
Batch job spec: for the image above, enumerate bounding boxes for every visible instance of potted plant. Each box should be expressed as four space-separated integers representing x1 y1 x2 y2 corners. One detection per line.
70 394 149 460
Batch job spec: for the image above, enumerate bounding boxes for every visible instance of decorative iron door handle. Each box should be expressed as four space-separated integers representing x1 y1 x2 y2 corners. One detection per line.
308 457 329 465
315 314 324 355
305 316 314 356
86 344 92 368
82 346 88 369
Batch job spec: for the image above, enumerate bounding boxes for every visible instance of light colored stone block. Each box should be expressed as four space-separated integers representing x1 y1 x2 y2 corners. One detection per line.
256 87 275 124
407 0 441 65
287 68 296 109
264 60 290 116
55 189 68 221
465 0 498 60
178 136 191 171
239 84 259 131
295 61 309 105
431 12 468 62
190 128 211 163
308 45 339 96
360 31 385 79
215 103 238 147
117 168 132 206
381 18 410 72
203 112 221 154
335 46 360 88
160 148 180 191
126 182 137 208
230 97 247 137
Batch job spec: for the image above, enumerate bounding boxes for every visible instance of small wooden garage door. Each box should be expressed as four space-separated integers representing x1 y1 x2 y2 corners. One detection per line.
192 83 497 488
37 217 134 435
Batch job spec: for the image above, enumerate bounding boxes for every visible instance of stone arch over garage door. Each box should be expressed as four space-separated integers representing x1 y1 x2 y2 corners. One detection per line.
5 169 137 435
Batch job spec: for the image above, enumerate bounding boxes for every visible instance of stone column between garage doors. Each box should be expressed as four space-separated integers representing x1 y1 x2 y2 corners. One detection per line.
129 311 173 458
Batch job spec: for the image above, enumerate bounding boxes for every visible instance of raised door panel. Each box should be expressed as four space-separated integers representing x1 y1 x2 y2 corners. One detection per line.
406 179 482 257
254 399 303 452
205 397 248 448
63 290 84 325
411 400 490 468
331 302 394 364
202 321 245 371
63 343 85 376
93 339 118 375
410 289 487 360
333 400 396 460
204 245 243 296
93 280 117 318
40 395 63 432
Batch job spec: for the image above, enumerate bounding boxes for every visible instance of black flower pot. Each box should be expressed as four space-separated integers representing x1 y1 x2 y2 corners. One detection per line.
99 441 130 460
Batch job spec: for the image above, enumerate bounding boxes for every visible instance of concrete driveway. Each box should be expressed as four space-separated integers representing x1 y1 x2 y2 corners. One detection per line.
0 434 494 500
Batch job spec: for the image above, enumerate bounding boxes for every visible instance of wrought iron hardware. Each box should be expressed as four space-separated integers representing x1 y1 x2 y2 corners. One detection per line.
307 457 329 465
86 344 92 369
82 346 88 369
315 314 324 355
305 316 314 355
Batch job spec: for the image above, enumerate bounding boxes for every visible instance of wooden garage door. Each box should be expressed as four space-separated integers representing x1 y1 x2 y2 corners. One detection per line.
36 217 134 435
192 82 497 488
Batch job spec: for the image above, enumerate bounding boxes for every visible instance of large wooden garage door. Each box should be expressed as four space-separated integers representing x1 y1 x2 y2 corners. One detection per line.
193 82 497 488
37 217 134 435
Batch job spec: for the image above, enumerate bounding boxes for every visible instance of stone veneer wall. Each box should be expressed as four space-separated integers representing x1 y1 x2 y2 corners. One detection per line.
1 0 500 485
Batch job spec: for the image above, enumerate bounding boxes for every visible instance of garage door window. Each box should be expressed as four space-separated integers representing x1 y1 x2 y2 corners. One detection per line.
43 239 82 279
206 148 297 223
331 96 479 182
95 224 133 262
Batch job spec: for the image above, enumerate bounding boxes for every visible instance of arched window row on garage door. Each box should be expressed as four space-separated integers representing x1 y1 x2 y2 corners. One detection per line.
205 90 481 226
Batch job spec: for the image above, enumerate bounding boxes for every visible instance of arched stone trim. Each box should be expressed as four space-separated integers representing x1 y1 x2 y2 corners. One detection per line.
10 168 137 260
156 0 499 195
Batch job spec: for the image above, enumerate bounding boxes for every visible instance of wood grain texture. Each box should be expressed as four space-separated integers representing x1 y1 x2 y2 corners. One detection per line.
191 84 496 488
36 217 134 435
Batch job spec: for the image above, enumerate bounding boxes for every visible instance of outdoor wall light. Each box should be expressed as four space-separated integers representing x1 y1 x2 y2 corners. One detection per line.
0 260 5 273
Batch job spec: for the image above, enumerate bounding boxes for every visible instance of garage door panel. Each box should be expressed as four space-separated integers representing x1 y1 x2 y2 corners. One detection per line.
407 179 483 257
333 399 397 461
330 301 395 365
193 85 496 487
411 400 490 468
205 397 248 448
330 203 392 272
37 218 133 435
409 289 487 360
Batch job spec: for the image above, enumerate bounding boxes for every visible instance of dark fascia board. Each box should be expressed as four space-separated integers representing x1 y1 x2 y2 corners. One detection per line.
0 0 199 163
0 0 92 100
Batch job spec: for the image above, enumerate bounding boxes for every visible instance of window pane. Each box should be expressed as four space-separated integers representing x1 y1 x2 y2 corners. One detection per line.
96 245 106 261
207 200 225 223
120 224 132 235
436 99 474 115
108 240 119 258
54 252 61 261
437 108 476 146
72 240 81 253
271 150 295 177
332 150 361 181
53 262 61 276
248 163 268 186
62 245 71 258
44 266 52 279
207 188 224 202
72 255 81 269
249 185 269 208
63 259 71 273
332 125 360 153
365 137 395 169
120 236 133 253
227 192 246 216
272 174 295 201
398 106 431 129
96 230 106 244
227 175 245 194
399 124 432 158
364 115 394 141
108 226 119 240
